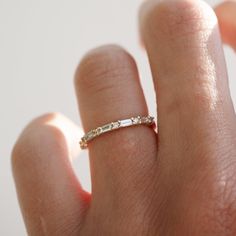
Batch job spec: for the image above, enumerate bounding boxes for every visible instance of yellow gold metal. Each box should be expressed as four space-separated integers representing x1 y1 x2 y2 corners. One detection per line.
79 115 155 149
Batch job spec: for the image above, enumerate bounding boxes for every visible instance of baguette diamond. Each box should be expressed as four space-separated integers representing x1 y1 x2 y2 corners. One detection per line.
120 119 132 127
102 124 112 133
79 115 155 149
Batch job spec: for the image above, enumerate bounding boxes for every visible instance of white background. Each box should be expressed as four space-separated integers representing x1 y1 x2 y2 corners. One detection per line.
1 0 236 235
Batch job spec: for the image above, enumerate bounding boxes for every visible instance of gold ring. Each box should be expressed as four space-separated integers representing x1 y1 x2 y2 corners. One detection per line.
79 115 155 149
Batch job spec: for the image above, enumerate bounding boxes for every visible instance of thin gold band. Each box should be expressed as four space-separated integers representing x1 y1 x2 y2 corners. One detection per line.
79 115 155 149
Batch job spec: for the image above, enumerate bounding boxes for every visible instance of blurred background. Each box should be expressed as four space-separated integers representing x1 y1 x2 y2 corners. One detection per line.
0 0 236 235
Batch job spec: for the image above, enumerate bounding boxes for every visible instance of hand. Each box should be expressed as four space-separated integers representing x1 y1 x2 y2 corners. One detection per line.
12 0 236 235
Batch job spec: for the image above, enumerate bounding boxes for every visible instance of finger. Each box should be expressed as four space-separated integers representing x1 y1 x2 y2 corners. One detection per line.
12 113 89 236
140 0 236 233
215 1 236 50
74 45 157 225
140 0 236 156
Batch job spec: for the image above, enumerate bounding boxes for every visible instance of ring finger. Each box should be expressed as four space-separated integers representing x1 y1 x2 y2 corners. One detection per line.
74 45 158 229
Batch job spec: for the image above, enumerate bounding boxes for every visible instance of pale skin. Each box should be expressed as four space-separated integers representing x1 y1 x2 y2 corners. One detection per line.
11 0 236 235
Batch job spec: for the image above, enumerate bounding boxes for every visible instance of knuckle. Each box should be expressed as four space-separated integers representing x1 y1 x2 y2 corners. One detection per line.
74 44 137 95
159 140 236 235
189 150 236 234
142 0 217 40
201 186 236 234
214 173 236 232
11 113 66 170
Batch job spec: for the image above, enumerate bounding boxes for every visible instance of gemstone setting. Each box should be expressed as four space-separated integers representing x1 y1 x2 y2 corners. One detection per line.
132 116 141 125
79 115 155 149
112 122 120 129
120 119 133 127
102 123 113 133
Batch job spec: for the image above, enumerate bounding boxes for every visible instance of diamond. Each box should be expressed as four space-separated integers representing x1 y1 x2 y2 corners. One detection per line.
120 119 132 127
96 127 103 135
132 116 141 125
102 123 112 133
84 130 94 141
111 122 120 129
141 116 153 124
80 140 87 149
148 116 154 124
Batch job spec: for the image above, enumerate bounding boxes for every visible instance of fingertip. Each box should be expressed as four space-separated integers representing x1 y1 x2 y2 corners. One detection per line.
12 112 83 168
139 0 217 42
44 113 83 159
215 1 236 50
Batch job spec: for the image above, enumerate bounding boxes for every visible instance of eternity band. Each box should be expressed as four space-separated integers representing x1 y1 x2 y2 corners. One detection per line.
79 115 155 149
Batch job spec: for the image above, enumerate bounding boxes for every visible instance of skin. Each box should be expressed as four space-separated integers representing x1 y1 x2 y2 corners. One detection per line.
11 0 236 235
